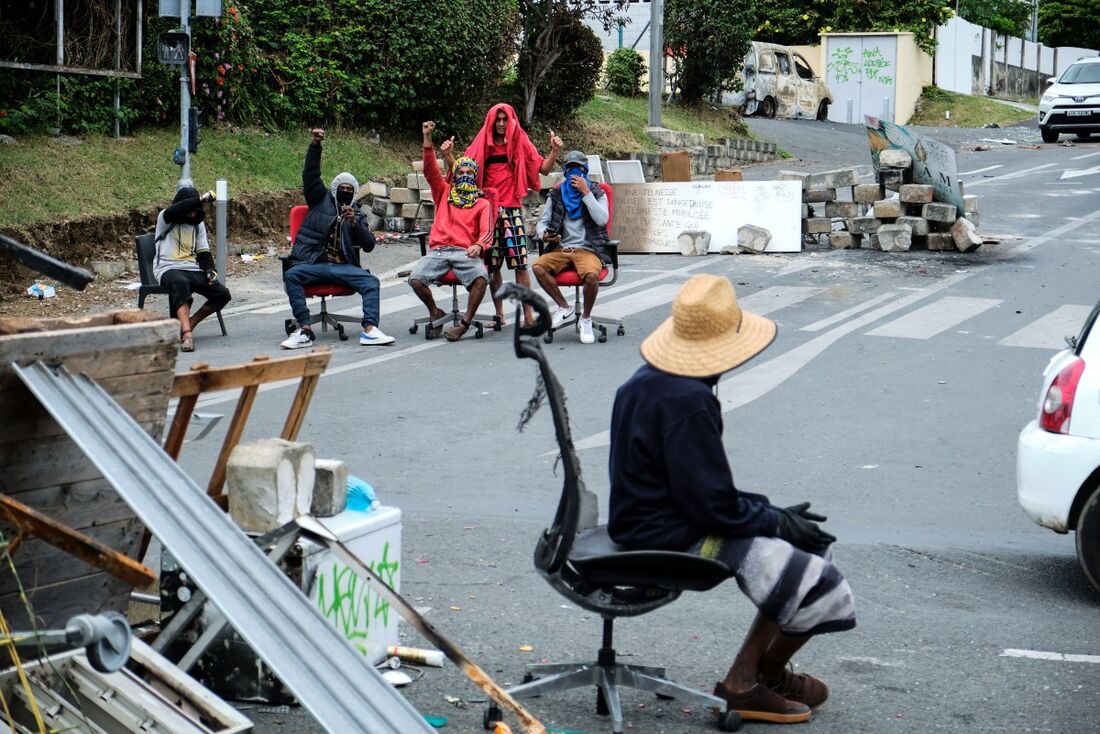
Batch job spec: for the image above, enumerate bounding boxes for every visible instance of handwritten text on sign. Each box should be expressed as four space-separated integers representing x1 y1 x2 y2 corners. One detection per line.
610 181 802 253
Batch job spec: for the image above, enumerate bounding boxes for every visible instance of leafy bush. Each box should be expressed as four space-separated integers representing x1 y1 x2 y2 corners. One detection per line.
523 19 604 123
1038 1 1100 50
666 0 755 102
605 48 647 97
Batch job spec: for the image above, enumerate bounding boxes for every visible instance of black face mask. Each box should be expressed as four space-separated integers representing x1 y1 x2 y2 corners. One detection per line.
336 189 354 207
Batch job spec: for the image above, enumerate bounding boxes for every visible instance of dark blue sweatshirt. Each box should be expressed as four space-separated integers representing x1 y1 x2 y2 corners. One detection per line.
608 364 779 550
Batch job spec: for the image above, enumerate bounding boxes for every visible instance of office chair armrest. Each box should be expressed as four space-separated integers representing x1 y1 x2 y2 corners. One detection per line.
279 255 293 276
409 231 430 256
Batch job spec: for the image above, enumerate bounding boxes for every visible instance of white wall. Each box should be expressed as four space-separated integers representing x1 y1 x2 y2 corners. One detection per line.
586 0 652 53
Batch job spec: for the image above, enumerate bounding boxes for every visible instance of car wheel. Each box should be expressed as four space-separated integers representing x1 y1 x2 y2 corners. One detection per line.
1041 126 1059 143
759 96 776 119
1075 484 1100 594
1075 132 1093 141
816 100 829 121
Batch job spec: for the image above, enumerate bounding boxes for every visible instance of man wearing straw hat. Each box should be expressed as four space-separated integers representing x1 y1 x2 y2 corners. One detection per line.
608 274 855 725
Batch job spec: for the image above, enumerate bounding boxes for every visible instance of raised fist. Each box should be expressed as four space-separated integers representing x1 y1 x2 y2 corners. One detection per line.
311 128 325 144
422 121 436 136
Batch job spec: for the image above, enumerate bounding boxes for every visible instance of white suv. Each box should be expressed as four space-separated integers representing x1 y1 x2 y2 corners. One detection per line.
1038 57 1100 143
1017 301 1100 592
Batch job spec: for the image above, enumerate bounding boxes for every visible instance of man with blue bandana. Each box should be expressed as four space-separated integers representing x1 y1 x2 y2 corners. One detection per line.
532 150 612 344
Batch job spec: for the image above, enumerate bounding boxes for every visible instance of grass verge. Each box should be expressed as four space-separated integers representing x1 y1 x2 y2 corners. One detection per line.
0 94 748 228
909 86 1034 128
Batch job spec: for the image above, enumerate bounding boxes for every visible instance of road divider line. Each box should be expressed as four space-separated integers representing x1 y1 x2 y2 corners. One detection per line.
998 305 1092 350
1071 151 1100 161
958 165 1003 176
1001 649 1100 664
966 163 1055 188
801 293 898 332
865 296 1002 340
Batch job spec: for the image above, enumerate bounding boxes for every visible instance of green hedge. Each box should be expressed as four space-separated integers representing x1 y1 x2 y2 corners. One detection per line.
604 48 646 97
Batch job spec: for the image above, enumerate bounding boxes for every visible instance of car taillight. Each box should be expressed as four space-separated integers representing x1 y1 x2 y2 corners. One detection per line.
1039 358 1086 434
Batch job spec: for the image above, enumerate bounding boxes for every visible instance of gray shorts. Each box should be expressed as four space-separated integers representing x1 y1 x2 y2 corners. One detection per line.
408 246 488 289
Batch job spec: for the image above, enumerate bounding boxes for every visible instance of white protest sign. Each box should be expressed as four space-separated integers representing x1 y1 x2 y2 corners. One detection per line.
610 181 803 254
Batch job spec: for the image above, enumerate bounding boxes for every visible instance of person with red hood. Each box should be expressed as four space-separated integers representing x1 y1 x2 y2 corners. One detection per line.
442 103 562 326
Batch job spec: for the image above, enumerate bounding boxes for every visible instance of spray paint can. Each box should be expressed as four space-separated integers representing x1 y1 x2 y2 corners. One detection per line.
386 645 445 667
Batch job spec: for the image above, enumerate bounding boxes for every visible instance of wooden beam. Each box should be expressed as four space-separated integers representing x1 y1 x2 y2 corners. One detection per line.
171 349 331 397
206 383 260 497
0 495 155 588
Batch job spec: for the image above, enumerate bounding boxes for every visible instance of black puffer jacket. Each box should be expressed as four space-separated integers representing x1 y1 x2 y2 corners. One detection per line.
287 143 375 267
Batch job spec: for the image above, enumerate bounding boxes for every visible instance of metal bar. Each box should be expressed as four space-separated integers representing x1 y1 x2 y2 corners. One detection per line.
114 0 122 138
0 235 94 290
0 494 155 587
135 0 143 70
647 0 663 127
180 0 192 186
12 362 434 733
215 180 228 285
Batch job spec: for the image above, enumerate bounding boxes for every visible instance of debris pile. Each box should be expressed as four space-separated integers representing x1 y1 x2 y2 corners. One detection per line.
781 163 982 253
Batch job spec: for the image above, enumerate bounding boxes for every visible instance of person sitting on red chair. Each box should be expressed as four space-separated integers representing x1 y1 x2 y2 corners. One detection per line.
532 150 611 344
407 121 493 343
281 128 394 349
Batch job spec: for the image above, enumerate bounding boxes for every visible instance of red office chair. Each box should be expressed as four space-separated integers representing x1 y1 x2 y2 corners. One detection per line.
407 231 502 340
281 204 360 342
538 181 623 344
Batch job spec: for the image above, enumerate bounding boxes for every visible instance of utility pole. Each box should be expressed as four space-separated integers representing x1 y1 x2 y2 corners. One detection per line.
179 0 192 188
647 0 664 127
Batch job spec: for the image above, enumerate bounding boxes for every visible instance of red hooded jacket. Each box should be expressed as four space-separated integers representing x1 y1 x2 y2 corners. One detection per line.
462 103 544 209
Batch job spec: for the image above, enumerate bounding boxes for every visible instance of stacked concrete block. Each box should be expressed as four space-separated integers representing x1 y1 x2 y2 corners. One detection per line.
788 167 870 249
630 139 780 181
878 224 913 252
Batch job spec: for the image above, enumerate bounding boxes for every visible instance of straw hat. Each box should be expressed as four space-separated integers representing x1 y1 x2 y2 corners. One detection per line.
641 274 776 377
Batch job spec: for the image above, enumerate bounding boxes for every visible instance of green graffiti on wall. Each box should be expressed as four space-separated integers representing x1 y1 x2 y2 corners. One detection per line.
862 47 893 85
828 46 859 83
314 541 400 655
828 45 895 86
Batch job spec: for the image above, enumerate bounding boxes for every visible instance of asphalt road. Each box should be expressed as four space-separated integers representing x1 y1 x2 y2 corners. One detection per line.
164 117 1100 733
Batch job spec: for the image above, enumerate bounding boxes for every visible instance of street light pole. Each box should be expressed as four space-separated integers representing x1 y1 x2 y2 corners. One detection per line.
648 0 664 128
179 0 192 188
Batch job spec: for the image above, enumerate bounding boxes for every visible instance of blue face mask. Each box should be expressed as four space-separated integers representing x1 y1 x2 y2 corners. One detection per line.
454 173 477 188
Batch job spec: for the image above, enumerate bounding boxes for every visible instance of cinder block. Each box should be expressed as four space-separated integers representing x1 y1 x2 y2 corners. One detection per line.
802 218 833 234
950 217 982 252
803 188 836 203
738 224 772 254
371 198 391 217
389 188 416 204
848 216 882 235
367 212 384 230
778 171 811 189
927 233 954 251
385 217 412 232
366 181 388 198
421 189 434 202
877 223 913 252
227 439 315 534
880 167 910 191
806 168 860 188
896 216 930 236
400 202 421 218
899 184 934 204
829 232 858 249
923 202 958 222
963 194 979 213
863 233 880 250
311 459 349 517
880 148 913 168
411 158 445 174
854 184 883 203
826 201 861 218
873 200 903 219
965 210 981 228
406 173 422 189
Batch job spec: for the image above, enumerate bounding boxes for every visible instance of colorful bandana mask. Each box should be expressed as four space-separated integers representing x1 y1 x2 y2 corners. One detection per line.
449 157 482 209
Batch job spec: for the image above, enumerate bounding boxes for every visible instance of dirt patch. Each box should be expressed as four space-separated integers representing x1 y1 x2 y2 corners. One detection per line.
0 189 302 296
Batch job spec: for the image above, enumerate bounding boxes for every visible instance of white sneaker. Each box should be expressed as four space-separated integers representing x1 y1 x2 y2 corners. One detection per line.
578 317 595 344
280 328 315 350
552 306 575 328
360 326 395 346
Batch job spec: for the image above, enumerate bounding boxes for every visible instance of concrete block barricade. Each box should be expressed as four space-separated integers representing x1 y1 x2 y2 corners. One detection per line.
879 149 913 168
877 223 913 252
873 200 903 219
825 201 861 219
388 188 417 204
854 184 883 203
896 216 930 236
737 225 773 254
950 217 983 252
803 189 837 203
365 181 388 198
227 438 316 534
927 233 955 251
899 184 934 204
311 459 349 517
848 217 882 235
829 232 858 249
802 218 833 235
923 202 958 223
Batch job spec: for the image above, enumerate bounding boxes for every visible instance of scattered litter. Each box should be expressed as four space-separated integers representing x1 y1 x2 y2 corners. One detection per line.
518 645 534 653
1060 140 1077 147
978 138 1017 145
388 645 445 667
347 475 380 511
973 145 994 151
938 380 947 385
424 715 449 729
26 283 56 299
982 122 1000 129
121 281 143 290
1019 145 1042 150
382 669 413 687
397 269 412 278
860 465 879 470
240 253 264 263
444 695 466 709
417 557 429 564
449 605 461 611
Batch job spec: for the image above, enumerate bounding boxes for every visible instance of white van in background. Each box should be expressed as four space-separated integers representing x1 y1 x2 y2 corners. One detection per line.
726 41 833 120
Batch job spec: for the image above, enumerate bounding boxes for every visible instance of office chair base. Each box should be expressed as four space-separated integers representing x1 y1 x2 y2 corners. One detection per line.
284 296 358 342
409 285 500 340
490 661 733 734
542 288 624 344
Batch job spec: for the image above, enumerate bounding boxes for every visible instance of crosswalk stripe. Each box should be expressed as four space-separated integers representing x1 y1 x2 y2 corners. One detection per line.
998 305 1092 350
801 292 898 332
1072 151 1100 161
966 163 1056 188
598 283 682 319
958 165 1003 176
739 286 820 316
865 296 1002 339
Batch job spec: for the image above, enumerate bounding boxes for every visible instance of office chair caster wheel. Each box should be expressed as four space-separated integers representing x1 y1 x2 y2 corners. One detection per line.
544 331 554 344
598 327 607 343
409 324 419 334
483 705 503 730
655 692 674 700
522 672 536 684
716 710 742 731
492 316 503 331
425 325 434 341
617 325 625 336
475 323 485 339
284 319 296 336
337 325 349 341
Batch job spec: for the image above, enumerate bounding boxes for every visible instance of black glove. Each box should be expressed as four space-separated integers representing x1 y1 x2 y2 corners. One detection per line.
774 502 836 553
205 269 218 284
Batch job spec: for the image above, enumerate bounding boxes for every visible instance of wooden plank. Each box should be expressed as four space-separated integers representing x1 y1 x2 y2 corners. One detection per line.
0 316 179 371
206 384 259 496
0 573 131 630
0 347 177 392
0 517 144 596
171 349 331 396
0 405 167 445
164 394 198 459
3 479 142 531
282 374 320 440
0 235 93 290
0 496 153 587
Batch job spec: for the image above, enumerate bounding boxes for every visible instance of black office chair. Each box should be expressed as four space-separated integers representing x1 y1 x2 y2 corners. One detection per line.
135 233 228 336
484 285 740 734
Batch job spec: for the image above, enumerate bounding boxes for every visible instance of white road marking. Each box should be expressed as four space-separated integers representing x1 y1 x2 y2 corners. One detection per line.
966 163 1056 188
1071 151 1100 161
1060 164 1100 181
739 286 820 316
599 284 682 319
865 297 1002 340
1001 649 1100 664
800 292 898 332
998 305 1092 350
958 165 1003 176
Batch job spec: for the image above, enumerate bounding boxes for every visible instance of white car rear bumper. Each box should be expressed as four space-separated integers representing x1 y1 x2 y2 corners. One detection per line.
1017 420 1100 532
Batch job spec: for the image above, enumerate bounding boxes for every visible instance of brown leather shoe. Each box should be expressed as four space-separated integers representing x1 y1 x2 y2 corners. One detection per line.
767 668 829 709
713 680 811 724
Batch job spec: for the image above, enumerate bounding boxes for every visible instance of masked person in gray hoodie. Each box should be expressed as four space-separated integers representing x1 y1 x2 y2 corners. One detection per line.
281 128 394 349
154 186 232 352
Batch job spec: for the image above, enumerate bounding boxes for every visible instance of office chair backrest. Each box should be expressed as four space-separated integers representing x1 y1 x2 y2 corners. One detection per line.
135 233 158 287
598 182 614 234
289 205 309 244
500 284 599 575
